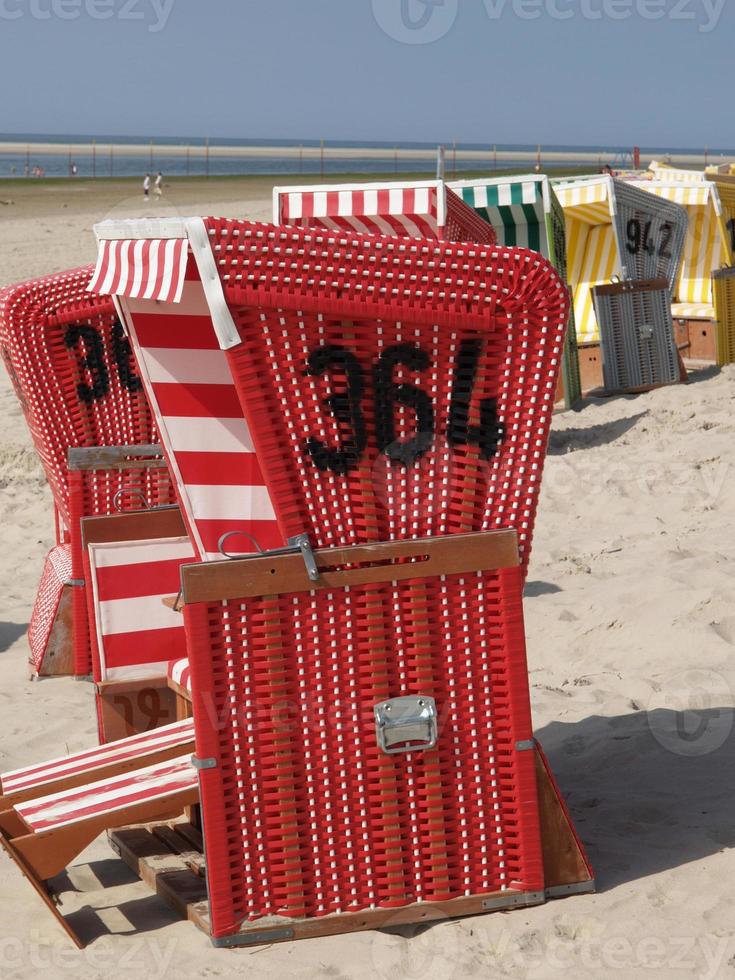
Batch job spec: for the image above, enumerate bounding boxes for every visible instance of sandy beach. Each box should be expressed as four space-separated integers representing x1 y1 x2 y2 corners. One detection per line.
1 178 735 979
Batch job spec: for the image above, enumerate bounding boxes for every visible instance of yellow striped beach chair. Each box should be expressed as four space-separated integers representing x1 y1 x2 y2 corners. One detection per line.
449 175 581 408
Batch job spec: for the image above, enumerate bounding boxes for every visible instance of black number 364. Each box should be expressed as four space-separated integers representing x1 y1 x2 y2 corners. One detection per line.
304 339 504 474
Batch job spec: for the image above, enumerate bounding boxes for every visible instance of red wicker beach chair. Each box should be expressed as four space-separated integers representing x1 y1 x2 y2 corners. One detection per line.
0 268 176 676
89 218 593 946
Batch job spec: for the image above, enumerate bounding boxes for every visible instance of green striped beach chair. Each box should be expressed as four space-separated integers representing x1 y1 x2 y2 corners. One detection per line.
450 175 581 408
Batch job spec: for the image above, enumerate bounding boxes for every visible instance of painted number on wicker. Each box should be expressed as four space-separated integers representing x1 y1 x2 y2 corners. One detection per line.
64 319 143 405
305 339 504 474
625 219 673 260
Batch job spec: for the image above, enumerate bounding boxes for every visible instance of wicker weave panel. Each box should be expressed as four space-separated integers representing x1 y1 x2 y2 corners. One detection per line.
186 562 543 938
203 219 568 574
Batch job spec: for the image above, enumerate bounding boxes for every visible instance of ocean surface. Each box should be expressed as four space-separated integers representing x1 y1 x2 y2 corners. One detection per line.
0 134 731 179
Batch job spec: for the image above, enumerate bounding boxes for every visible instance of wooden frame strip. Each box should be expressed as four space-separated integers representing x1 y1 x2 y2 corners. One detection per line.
181 528 519 605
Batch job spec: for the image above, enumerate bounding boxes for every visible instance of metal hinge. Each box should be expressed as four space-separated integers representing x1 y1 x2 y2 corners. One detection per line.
191 756 217 771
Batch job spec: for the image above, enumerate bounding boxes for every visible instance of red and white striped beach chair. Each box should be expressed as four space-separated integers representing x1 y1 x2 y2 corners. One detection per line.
273 178 496 243
0 718 196 947
89 218 593 946
81 506 195 742
0 268 176 676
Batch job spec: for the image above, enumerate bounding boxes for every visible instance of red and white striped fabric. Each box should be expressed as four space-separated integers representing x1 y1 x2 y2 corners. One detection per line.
274 180 495 243
167 657 191 693
0 718 194 800
116 262 282 561
88 238 189 304
87 535 195 681
15 754 196 833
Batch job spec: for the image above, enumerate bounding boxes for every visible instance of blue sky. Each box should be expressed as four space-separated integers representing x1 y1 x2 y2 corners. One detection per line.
0 0 732 147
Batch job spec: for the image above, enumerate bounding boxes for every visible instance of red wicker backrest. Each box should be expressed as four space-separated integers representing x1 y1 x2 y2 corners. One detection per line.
205 220 568 574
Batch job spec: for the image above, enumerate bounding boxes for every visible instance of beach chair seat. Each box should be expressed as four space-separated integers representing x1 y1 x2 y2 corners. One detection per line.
0 717 195 809
0 268 176 676
166 658 193 720
81 507 195 742
167 658 191 692
0 752 198 947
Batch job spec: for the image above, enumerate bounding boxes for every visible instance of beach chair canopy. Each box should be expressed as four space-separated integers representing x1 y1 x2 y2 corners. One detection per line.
449 174 558 255
273 179 496 243
622 176 732 318
554 176 687 343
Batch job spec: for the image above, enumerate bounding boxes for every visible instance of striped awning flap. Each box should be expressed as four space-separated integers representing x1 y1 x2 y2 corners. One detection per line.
278 185 441 238
641 183 712 207
88 237 189 303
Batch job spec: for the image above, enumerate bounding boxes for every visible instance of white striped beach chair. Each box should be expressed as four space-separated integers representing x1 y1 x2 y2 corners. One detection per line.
449 174 581 408
628 169 735 364
0 720 196 947
554 175 687 391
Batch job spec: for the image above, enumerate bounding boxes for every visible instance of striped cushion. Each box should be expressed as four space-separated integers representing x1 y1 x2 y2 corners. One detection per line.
120 268 281 562
87 535 195 682
671 302 715 319
15 753 196 833
1 718 193 799
167 657 192 693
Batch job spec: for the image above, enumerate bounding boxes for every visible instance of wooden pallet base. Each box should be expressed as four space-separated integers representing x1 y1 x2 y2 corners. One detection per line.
108 744 594 948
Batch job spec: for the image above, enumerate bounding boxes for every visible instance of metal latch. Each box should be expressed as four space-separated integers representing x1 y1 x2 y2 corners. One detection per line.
217 530 319 581
374 696 438 755
638 322 654 341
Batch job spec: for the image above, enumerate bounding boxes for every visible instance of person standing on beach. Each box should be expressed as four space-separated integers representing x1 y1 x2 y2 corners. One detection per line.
154 171 163 198
143 173 151 200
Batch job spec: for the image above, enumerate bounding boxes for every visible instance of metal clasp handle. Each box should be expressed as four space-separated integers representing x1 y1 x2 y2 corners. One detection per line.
112 488 150 512
217 530 319 582
374 696 438 755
